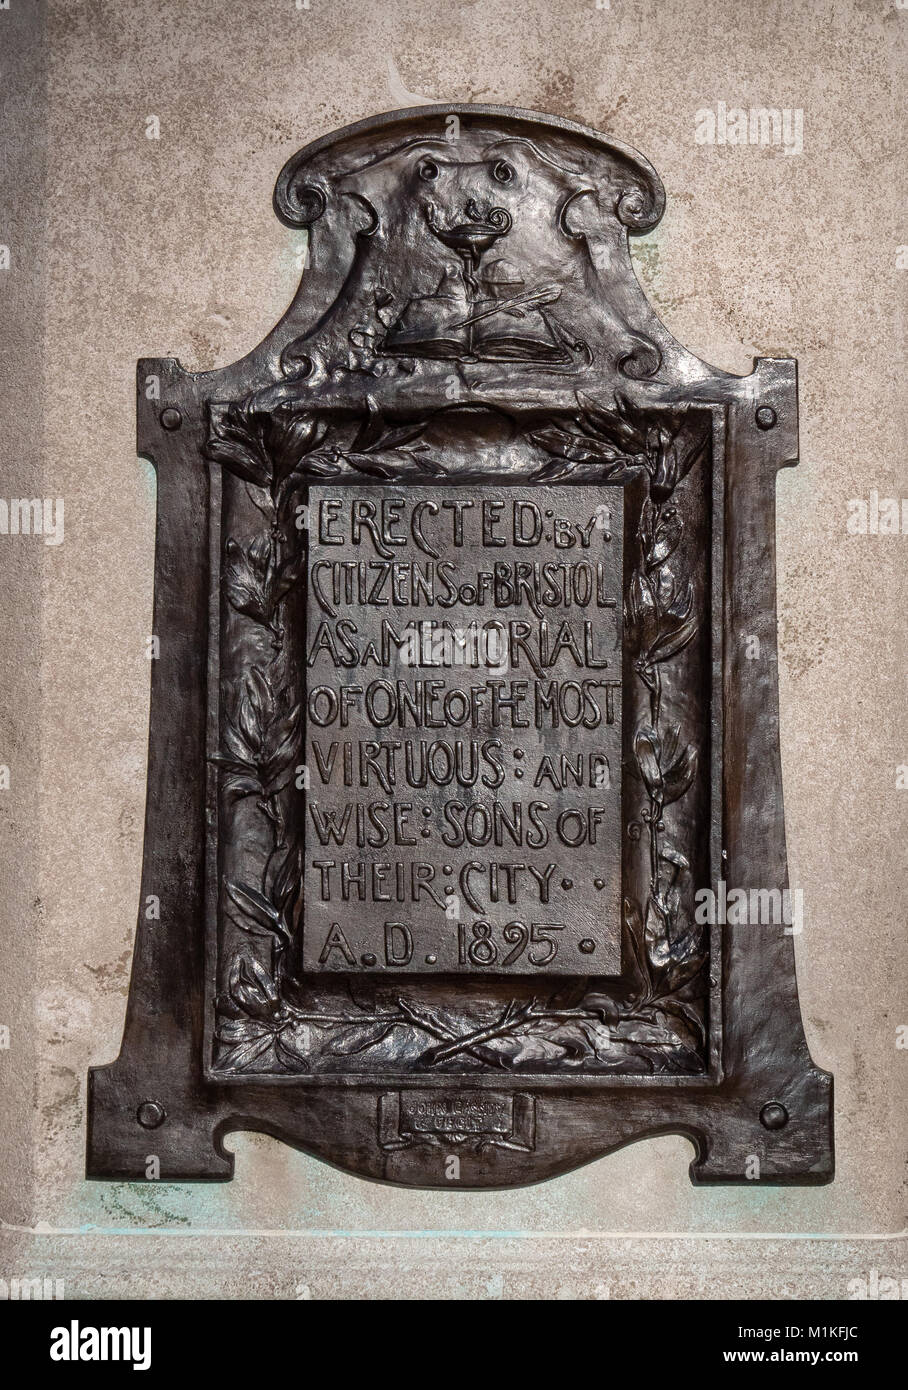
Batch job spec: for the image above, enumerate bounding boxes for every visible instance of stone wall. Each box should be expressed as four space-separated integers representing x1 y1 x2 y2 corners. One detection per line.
0 0 905 1298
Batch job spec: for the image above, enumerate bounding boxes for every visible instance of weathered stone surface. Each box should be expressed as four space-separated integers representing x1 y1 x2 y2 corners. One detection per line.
1 0 904 1300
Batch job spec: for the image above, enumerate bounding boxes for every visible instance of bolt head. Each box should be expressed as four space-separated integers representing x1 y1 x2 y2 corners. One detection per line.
136 1100 166 1129
760 1101 789 1131
578 939 596 954
755 406 777 430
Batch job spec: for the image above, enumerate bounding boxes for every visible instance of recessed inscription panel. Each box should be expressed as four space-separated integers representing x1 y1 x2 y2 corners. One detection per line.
303 485 623 975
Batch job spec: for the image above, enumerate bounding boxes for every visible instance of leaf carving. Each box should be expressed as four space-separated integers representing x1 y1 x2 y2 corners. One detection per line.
322 1020 399 1056
647 510 682 567
662 743 698 805
634 726 663 794
205 402 272 488
205 400 329 490
341 452 398 479
647 615 698 664
216 1032 275 1072
224 880 292 950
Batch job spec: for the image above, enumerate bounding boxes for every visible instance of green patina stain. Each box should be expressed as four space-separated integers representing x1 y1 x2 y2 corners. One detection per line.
136 456 157 509
631 233 662 290
277 231 309 295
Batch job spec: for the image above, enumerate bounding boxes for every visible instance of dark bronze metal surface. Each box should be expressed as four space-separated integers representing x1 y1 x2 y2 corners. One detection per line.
87 105 833 1187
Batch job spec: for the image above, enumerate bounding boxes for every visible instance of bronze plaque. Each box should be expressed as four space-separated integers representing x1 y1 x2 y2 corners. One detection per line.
87 104 833 1190
303 484 623 975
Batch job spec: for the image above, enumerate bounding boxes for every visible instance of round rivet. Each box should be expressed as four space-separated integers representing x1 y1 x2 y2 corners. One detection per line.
561 878 573 890
578 939 596 954
136 1101 166 1129
760 1101 789 1130
425 954 437 965
361 952 377 967
160 408 182 431
755 406 776 430
594 878 605 890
